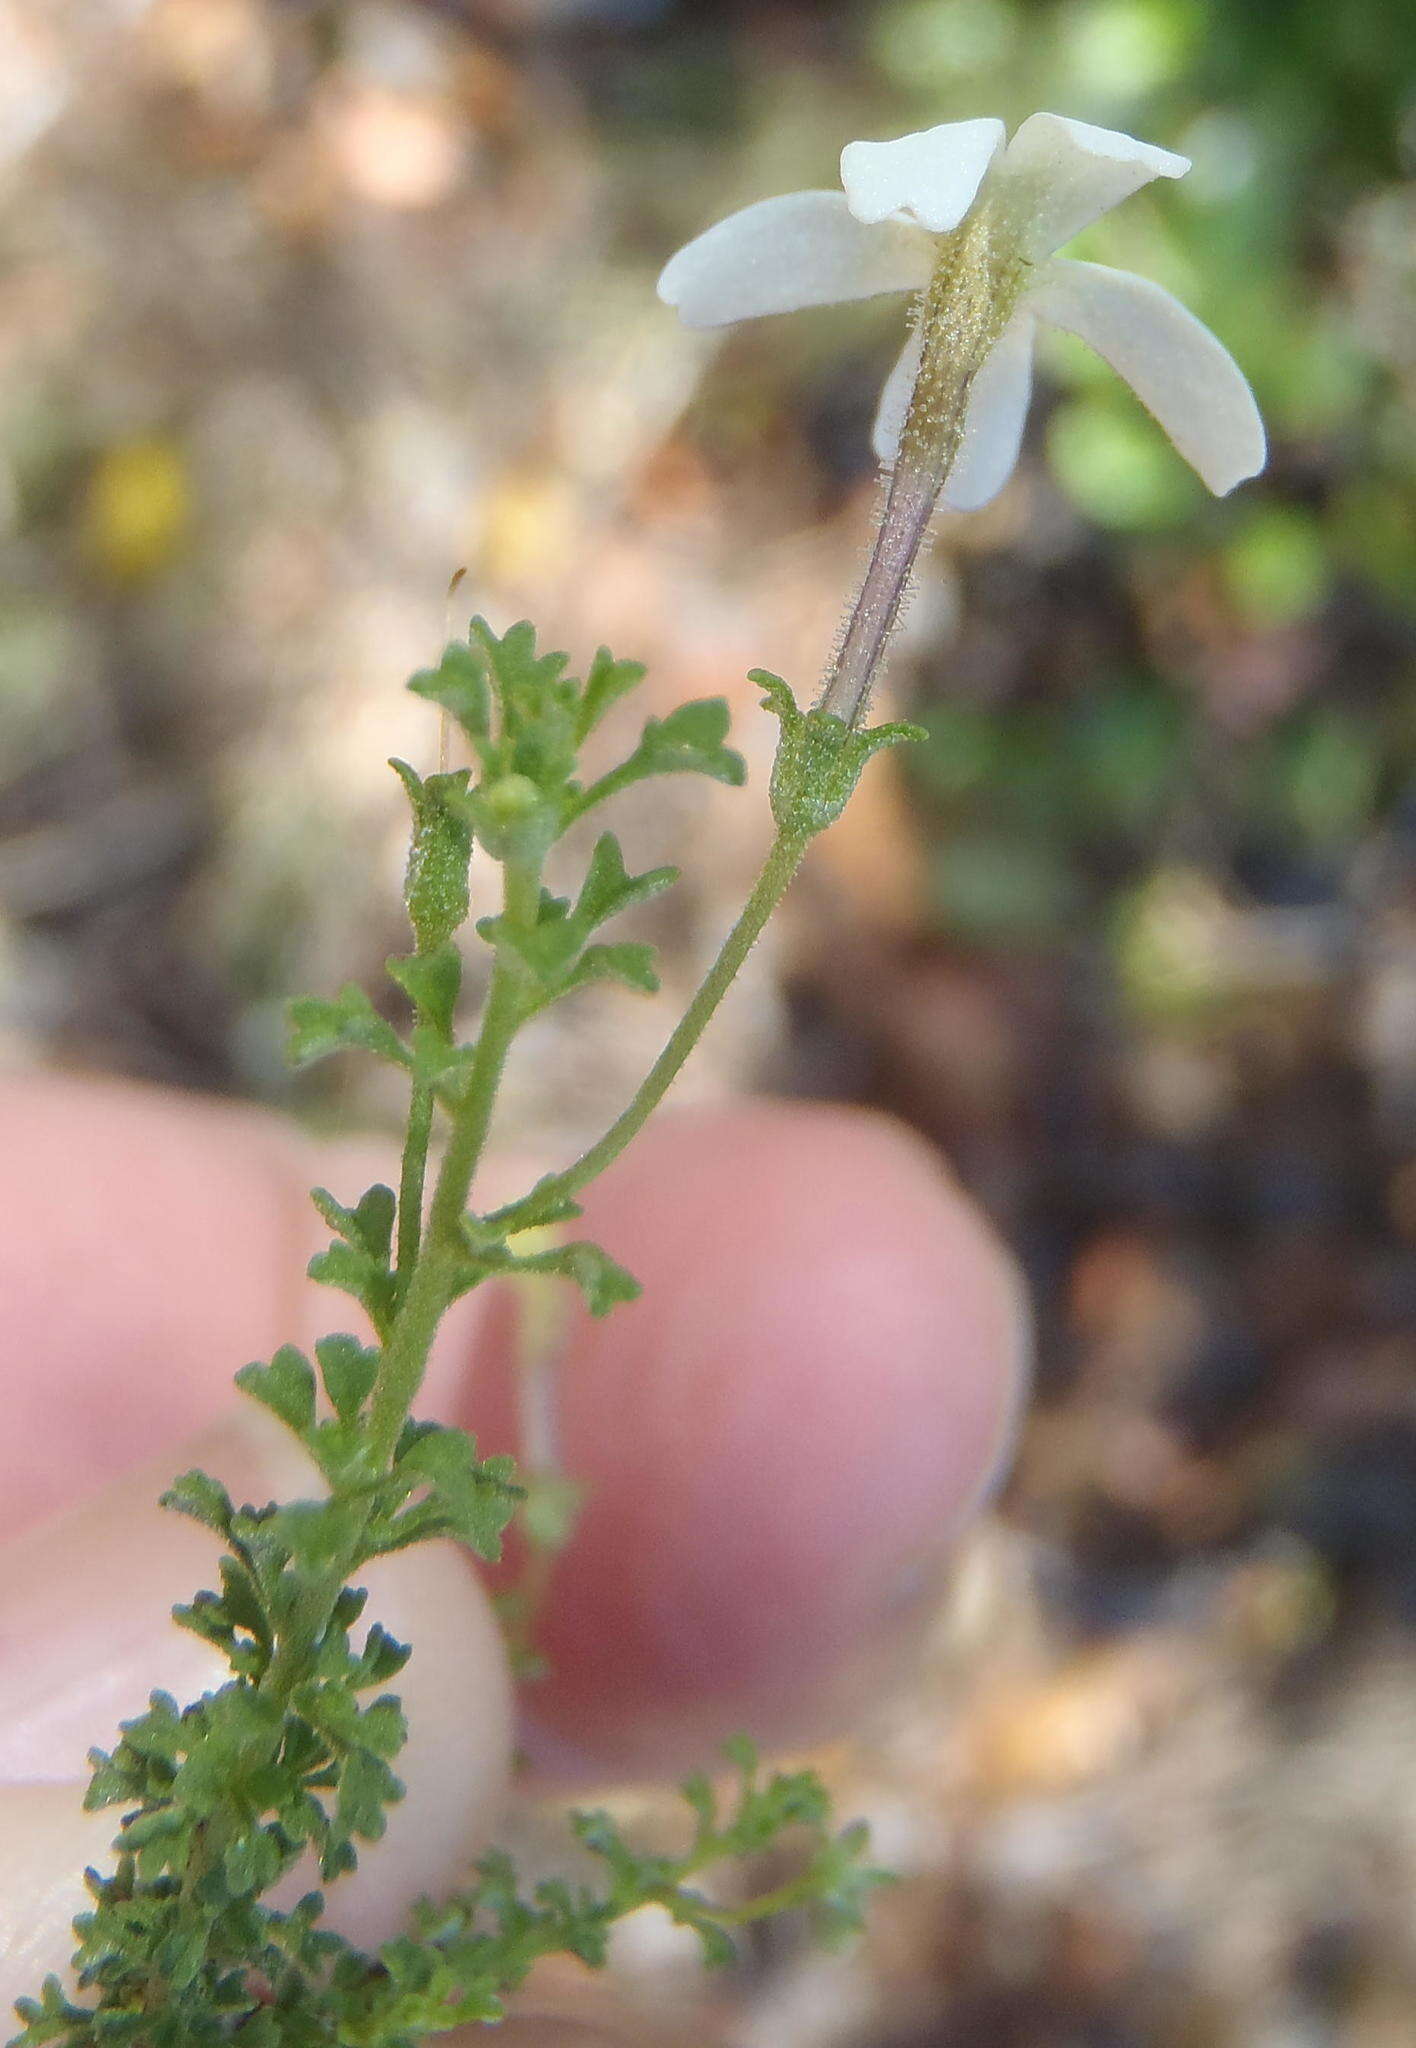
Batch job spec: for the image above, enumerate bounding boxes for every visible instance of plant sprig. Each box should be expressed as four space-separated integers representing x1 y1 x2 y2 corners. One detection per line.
12 618 911 2047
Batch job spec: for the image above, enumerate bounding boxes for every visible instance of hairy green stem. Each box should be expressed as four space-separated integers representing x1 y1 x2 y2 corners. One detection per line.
818 210 1021 725
396 1080 434 1283
367 856 542 1468
489 825 809 1236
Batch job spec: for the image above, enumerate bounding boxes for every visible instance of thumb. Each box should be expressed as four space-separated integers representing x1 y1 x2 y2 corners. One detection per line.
0 1407 513 2012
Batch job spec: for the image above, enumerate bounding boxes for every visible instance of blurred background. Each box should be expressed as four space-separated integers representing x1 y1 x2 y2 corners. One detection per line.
3 0 1416 2041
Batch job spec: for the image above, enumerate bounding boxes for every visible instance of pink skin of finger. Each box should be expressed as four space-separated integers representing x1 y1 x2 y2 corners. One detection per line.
0 1078 1025 1764
470 1099 1026 1771
0 1076 1025 2007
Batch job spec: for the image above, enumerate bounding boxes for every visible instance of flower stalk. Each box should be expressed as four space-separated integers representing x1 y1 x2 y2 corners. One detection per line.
661 110 1267 728
819 210 1025 723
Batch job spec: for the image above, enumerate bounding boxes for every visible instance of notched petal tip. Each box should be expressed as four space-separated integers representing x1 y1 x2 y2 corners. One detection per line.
841 117 1005 234
998 111 1190 259
1015 110 1190 182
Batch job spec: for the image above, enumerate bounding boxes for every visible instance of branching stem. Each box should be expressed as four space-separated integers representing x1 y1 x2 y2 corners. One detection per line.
486 824 810 1236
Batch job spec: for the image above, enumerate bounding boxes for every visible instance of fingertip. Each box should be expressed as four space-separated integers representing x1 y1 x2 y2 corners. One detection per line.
466 1098 1027 1772
0 1407 515 1959
0 1073 318 1538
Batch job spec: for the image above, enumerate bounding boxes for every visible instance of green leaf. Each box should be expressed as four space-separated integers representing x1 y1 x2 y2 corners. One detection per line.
574 832 677 931
473 616 571 702
408 639 492 743
334 1745 403 1846
390 1423 522 1560
482 1182 585 1237
681 1772 716 1836
216 1556 270 1645
476 893 581 980
675 1911 737 1971
633 697 746 787
409 1024 479 1101
479 840 671 1011
355 1623 411 1687
577 646 647 741
351 1184 397 1263
314 1334 381 1424
264 1498 369 1580
472 617 581 792
357 1696 408 1761
160 1470 234 1537
386 940 463 1038
311 1183 396 1264
562 941 660 996
287 986 411 1071
307 1242 397 1333
506 1239 641 1317
235 1346 316 1439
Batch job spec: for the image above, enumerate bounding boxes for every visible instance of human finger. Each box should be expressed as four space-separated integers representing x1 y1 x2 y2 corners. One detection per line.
0 1408 514 2009
464 1099 1028 1772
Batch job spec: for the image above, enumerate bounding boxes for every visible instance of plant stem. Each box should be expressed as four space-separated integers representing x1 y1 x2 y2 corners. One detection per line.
817 454 946 723
489 825 809 1234
818 210 1019 725
366 855 542 1468
396 1080 434 1283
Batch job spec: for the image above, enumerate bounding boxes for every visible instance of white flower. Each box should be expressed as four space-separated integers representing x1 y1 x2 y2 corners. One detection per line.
658 112 1265 510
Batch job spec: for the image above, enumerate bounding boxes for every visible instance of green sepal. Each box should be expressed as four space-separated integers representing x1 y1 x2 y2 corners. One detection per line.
386 940 463 1038
287 986 411 1071
753 669 924 837
407 640 492 746
390 759 473 952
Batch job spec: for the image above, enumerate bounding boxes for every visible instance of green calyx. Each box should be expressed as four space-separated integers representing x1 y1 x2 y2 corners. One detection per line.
754 669 924 838
390 760 473 952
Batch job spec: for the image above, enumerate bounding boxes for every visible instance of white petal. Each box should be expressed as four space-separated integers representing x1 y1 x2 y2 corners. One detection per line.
1030 257 1266 494
657 191 932 329
842 118 1005 233
994 112 1189 259
942 311 1037 511
871 320 926 467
